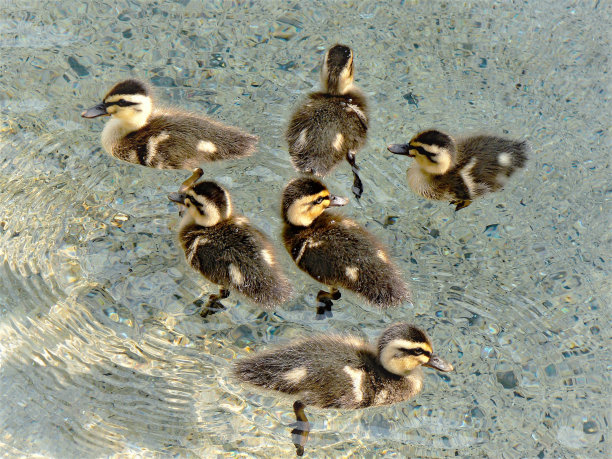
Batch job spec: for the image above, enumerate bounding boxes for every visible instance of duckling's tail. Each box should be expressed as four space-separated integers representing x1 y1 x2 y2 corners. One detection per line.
233 263 293 309
359 277 412 308
349 262 412 308
513 140 529 169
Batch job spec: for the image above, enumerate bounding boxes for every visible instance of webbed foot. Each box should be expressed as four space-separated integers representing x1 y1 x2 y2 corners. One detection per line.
315 288 340 319
290 401 310 457
451 199 472 211
200 288 230 317
347 151 363 199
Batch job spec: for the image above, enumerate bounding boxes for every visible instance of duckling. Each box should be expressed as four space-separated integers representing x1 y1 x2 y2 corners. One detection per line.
286 44 368 198
388 130 529 210
281 177 410 318
234 323 453 455
169 168 291 315
82 79 258 169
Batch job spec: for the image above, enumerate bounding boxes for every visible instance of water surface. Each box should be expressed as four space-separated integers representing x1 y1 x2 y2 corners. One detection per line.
0 0 609 457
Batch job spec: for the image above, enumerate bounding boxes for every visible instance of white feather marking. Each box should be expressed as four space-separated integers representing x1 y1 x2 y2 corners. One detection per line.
295 129 308 150
228 263 244 286
345 266 359 282
261 249 274 265
146 131 169 166
374 389 388 406
197 140 217 154
343 366 364 403
332 132 344 151
498 152 511 166
294 239 309 264
283 367 307 384
459 158 478 198
233 216 249 225
345 103 367 126
377 250 388 262
187 236 209 265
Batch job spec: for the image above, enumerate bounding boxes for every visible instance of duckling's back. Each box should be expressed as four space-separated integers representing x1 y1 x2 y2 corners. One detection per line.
181 218 291 307
113 111 258 169
454 135 528 195
283 214 410 308
286 91 368 175
235 335 421 409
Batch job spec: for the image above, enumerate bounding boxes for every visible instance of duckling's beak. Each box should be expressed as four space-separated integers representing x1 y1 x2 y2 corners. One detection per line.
168 192 187 205
81 102 108 118
328 195 349 207
424 354 453 372
387 143 414 157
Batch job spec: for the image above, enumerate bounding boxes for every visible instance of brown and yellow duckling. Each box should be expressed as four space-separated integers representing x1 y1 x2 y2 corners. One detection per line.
234 323 453 455
169 169 291 316
388 130 528 210
281 177 410 318
82 79 258 169
286 44 368 198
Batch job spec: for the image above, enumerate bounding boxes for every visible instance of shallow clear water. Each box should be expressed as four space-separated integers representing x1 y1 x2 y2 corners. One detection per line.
0 0 609 457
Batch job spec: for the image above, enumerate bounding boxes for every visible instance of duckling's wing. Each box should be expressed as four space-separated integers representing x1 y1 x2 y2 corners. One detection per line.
296 216 411 307
122 113 257 169
457 136 529 194
194 221 291 308
234 335 376 408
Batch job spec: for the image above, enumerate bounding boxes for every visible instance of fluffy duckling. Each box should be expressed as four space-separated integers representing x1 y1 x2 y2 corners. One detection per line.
281 177 410 318
169 169 291 315
388 130 528 210
82 79 258 169
234 323 453 455
286 44 368 198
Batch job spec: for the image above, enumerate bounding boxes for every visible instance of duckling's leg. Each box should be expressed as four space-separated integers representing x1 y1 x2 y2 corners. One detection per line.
290 400 311 457
315 287 341 319
451 199 472 211
200 288 230 317
347 150 363 199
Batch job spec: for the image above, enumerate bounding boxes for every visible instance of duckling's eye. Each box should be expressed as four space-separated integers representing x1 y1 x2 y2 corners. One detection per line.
314 197 324 205
116 99 137 107
399 347 427 356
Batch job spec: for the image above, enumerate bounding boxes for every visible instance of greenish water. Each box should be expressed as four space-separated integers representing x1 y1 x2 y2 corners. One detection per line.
0 0 609 457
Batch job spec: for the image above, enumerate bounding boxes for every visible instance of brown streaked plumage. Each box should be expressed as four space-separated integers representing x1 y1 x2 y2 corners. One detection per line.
169 169 291 315
82 79 258 169
281 177 410 318
286 44 368 198
388 130 529 210
234 323 453 454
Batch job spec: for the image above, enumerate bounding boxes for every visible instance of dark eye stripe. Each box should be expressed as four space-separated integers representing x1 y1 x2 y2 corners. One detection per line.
106 100 139 107
410 145 438 163
401 348 432 357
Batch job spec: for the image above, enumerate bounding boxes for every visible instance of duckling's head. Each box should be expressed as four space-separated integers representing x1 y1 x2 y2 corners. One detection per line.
378 323 453 376
388 130 456 175
321 44 354 96
81 79 153 129
168 169 232 227
282 177 349 227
